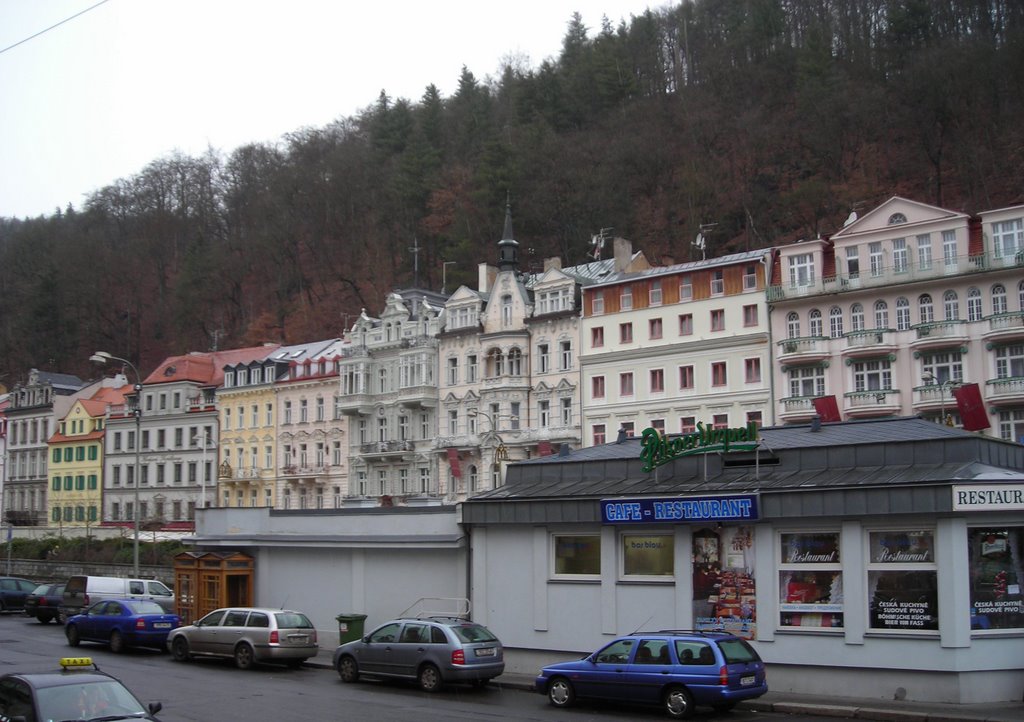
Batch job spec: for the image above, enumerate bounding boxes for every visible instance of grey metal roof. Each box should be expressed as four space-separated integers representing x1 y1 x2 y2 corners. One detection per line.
461 417 1024 522
586 248 769 290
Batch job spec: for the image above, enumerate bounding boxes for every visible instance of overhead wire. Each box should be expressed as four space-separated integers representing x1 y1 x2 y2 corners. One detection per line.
0 0 111 57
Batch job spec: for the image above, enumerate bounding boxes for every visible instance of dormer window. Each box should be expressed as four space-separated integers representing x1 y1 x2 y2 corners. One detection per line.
888 213 907 225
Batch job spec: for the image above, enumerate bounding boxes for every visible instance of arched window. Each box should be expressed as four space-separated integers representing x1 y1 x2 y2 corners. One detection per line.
874 300 888 329
507 347 523 376
919 294 934 324
895 297 910 331
468 465 478 492
943 290 959 320
486 348 504 377
829 307 844 338
786 312 801 339
992 284 1007 314
967 287 983 322
850 303 865 332
809 309 823 337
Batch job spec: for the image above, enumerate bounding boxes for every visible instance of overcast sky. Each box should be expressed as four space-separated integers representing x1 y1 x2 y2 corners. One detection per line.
0 0 658 219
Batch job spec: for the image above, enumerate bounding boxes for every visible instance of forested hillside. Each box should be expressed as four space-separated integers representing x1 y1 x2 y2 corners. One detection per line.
1 0 1022 384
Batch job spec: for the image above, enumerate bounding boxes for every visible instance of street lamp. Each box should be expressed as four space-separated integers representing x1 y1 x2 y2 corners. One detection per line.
90 351 143 576
921 371 959 427
468 409 515 489
191 432 213 510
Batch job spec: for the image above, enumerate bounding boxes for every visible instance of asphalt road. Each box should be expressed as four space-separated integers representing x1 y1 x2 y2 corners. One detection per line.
0 611 810 721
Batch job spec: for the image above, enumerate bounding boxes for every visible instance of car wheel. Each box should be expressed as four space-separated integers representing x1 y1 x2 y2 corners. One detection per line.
66 625 81 647
664 685 695 719
109 630 125 654
417 663 442 693
171 637 191 663
547 677 576 708
234 642 256 670
337 656 359 683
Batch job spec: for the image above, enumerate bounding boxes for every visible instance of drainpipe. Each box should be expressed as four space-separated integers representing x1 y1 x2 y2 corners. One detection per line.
761 252 777 426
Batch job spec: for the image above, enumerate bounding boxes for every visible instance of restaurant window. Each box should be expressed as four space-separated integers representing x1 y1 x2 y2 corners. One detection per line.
968 527 1023 631
779 531 843 629
621 533 674 578
867 530 938 632
552 534 601 578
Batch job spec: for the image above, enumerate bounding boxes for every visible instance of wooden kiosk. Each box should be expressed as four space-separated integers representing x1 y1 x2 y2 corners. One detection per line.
173 550 254 624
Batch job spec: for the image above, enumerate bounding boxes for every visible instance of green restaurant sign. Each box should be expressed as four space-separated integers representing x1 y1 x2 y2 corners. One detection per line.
639 423 760 472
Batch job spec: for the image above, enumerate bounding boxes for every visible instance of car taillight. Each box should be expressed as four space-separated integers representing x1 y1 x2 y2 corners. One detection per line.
135 618 147 630
719 666 729 686
39 598 48 606
310 630 317 643
451 649 465 665
269 630 279 644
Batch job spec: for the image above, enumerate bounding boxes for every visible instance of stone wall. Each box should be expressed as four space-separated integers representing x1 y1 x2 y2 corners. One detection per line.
3 558 174 585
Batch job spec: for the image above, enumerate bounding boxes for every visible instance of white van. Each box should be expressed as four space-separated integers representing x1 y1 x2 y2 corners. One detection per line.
60 575 175 620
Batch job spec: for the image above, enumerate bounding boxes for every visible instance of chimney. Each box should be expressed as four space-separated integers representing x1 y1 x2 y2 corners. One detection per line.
810 416 821 432
478 263 498 293
558 444 571 457
544 257 562 271
613 237 633 272
616 427 628 443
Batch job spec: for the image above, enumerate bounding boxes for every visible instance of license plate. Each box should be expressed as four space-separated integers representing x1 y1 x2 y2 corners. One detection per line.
740 675 755 686
153 622 171 629
475 647 495 657
288 635 308 643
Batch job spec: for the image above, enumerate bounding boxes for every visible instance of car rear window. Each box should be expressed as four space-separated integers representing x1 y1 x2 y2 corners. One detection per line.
124 600 165 615
275 612 313 629
717 638 761 663
450 623 497 643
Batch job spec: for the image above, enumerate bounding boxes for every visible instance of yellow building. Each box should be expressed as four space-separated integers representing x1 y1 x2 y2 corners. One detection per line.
48 387 124 527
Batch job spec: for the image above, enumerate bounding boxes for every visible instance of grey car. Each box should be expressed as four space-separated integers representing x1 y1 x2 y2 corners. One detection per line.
167 607 318 670
333 616 504 692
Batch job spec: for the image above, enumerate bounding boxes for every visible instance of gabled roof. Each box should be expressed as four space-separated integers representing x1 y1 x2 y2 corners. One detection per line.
584 249 767 290
830 196 970 240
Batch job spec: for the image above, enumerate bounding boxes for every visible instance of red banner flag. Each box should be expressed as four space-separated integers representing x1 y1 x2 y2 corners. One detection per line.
446 447 462 478
812 395 841 422
953 383 990 431
538 440 553 456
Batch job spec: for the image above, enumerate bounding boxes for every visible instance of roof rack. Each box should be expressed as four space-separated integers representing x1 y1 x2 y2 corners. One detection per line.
398 597 471 620
629 629 732 637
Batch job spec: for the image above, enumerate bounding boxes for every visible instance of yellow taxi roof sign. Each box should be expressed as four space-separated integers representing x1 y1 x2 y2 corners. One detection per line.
60 657 95 669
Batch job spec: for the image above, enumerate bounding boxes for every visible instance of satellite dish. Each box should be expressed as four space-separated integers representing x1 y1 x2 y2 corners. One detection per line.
693 232 705 250
843 211 858 227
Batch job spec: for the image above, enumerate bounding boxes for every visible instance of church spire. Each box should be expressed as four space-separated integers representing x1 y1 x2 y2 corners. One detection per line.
497 192 519 271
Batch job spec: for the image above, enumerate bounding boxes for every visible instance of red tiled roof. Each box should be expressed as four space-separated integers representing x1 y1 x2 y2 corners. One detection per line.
144 345 280 387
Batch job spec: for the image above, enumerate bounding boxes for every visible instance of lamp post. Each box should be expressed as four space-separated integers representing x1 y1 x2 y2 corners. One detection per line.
468 409 513 489
922 371 958 427
192 432 212 510
90 351 142 576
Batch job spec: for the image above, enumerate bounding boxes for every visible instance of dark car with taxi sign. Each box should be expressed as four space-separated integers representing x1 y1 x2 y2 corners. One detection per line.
0 656 163 721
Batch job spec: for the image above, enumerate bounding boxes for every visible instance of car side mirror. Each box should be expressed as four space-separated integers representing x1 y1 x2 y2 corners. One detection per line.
148 702 163 715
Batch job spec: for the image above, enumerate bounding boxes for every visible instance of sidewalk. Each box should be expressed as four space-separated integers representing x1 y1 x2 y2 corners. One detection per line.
308 648 1024 722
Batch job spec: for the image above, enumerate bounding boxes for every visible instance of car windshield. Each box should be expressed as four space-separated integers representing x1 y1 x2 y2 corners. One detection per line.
275 612 313 629
123 600 165 615
450 624 497 643
36 680 146 721
717 638 761 663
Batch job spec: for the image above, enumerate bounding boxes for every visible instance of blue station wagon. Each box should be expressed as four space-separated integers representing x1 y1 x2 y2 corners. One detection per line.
535 630 767 719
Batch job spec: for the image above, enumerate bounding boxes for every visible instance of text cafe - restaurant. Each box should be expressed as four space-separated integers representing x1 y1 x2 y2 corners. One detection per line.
459 416 1024 704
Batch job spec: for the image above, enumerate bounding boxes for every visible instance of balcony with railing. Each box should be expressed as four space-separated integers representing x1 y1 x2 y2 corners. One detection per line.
843 389 901 418
357 440 416 460
186 393 217 412
842 329 897 359
768 251 1010 303
777 337 830 363
396 383 438 409
983 312 1024 344
778 396 818 423
910 320 969 351
912 383 961 413
985 376 1024 406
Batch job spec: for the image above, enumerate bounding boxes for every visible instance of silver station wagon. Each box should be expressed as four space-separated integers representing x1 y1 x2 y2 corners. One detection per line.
167 607 318 670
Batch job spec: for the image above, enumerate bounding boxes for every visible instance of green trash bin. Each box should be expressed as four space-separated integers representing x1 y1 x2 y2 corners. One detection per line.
336 613 368 644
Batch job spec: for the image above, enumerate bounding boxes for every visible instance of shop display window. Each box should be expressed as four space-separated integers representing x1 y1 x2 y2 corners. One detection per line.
867 530 937 631
552 534 601 578
968 527 1023 631
692 526 756 639
778 531 843 629
621 533 674 578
